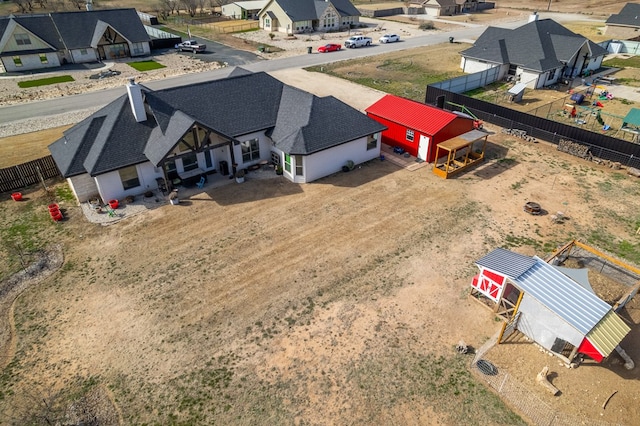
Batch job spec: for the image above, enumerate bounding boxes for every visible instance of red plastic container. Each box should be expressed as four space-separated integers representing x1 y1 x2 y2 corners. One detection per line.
48 203 59 212
11 192 22 201
51 210 63 221
108 199 119 209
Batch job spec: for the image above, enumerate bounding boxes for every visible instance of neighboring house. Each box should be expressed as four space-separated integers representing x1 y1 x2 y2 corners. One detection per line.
420 0 459 17
48 68 386 204
257 0 360 34
0 8 150 73
471 248 631 363
460 14 608 89
221 0 268 20
365 94 475 163
605 3 640 39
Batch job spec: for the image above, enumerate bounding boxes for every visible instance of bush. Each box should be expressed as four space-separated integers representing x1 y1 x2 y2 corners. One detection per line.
419 21 435 31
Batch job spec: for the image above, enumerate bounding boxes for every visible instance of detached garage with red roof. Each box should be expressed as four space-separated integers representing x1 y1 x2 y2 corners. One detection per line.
365 95 475 163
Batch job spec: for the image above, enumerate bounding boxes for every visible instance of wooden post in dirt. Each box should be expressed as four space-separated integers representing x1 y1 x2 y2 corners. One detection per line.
536 366 560 396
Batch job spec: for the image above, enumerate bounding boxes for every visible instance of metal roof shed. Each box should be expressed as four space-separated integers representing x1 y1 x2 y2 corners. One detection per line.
507 82 527 103
472 248 630 363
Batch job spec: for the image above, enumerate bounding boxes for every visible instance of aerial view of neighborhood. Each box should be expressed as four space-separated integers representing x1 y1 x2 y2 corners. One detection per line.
1 0 640 424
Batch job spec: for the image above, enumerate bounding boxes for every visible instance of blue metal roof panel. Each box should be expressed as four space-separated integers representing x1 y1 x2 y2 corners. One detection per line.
475 247 537 279
515 257 612 335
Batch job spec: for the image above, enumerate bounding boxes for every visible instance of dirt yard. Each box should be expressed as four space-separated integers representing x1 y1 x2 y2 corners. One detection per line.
3 119 640 424
2 3 640 424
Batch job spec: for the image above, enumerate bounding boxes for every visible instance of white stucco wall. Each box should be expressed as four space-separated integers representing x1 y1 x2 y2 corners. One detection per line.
303 135 381 183
70 48 98 64
94 162 161 202
1 53 61 72
517 294 584 352
232 131 272 170
68 174 99 203
222 4 244 18
461 58 503 76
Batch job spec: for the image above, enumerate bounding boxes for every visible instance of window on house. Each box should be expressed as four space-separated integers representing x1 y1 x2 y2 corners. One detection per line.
295 155 303 176
132 42 144 55
241 138 260 162
284 153 291 173
13 56 22 67
39 54 48 64
367 134 377 150
14 33 31 46
182 152 198 171
265 18 270 26
80 49 88 55
271 151 280 165
406 129 415 142
119 165 140 190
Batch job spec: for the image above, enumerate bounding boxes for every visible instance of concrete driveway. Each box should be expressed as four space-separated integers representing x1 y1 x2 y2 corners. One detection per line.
174 35 261 66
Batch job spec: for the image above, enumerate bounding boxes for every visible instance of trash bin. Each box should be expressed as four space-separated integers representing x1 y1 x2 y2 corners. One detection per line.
449 37 454 43
219 160 229 176
307 46 312 54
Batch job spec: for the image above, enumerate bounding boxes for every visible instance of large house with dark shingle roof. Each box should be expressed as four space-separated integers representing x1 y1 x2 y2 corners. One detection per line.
48 68 386 204
605 3 640 40
257 0 360 34
0 8 150 73
460 14 608 89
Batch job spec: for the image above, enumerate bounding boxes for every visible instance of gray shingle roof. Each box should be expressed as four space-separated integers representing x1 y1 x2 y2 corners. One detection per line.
461 19 607 72
49 70 384 177
0 14 64 53
606 3 640 27
51 9 150 49
0 8 149 56
272 0 360 21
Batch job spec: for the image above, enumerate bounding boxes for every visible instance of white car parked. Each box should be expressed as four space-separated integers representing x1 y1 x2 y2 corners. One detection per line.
379 34 400 43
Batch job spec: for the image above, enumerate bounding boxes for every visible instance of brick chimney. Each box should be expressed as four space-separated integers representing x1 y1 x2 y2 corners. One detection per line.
126 78 146 123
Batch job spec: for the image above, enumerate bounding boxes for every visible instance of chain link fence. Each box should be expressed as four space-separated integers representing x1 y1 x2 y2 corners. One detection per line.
470 349 619 426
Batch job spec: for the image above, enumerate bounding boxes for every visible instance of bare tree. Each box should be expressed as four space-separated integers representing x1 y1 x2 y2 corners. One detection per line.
33 0 47 9
12 0 35 13
181 0 198 17
197 0 206 15
67 0 86 10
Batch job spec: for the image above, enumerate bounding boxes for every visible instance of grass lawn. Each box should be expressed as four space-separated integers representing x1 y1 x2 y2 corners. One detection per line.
127 60 166 71
17 75 74 88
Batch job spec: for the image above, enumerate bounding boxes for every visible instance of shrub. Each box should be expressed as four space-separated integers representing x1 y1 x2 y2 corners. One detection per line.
419 21 435 31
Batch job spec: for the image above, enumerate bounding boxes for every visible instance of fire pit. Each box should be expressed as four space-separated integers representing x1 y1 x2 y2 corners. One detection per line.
523 201 541 215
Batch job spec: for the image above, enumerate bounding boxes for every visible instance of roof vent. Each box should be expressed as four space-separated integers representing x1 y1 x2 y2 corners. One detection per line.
529 11 539 23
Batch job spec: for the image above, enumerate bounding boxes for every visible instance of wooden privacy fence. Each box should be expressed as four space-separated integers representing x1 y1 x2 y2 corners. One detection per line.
0 155 61 194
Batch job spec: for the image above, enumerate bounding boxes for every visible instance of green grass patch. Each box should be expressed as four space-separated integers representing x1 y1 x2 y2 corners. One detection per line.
18 75 74 88
127 60 166 72
603 56 640 69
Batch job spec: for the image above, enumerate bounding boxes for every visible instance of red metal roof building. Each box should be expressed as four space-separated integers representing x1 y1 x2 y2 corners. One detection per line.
365 95 474 163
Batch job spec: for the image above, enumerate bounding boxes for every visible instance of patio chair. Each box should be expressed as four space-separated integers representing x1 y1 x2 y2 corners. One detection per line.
196 176 206 189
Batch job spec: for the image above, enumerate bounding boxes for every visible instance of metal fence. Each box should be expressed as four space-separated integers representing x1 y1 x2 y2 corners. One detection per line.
0 155 61 194
426 86 640 169
470 354 617 426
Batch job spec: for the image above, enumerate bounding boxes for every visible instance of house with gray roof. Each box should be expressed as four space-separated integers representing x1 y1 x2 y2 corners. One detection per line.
257 0 360 34
471 247 630 364
605 3 640 40
0 8 150 73
222 1 269 20
48 68 386 204
460 14 608 89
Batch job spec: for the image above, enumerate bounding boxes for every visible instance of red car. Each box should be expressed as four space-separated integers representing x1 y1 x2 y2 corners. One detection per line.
318 43 341 53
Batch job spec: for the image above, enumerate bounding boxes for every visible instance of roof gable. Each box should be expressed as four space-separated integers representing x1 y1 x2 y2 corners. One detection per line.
0 15 62 53
50 8 149 49
461 19 605 72
366 94 459 135
606 3 640 27
267 0 359 21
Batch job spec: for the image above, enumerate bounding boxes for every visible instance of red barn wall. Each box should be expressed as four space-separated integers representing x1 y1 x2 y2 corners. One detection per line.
367 113 475 163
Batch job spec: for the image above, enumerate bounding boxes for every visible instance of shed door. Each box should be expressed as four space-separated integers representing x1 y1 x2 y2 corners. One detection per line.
418 135 429 161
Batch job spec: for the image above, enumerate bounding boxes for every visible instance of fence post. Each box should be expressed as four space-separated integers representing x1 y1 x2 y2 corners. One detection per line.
498 372 508 392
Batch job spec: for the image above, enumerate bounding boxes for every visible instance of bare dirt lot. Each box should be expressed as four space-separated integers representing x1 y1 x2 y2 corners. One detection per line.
3 3 640 424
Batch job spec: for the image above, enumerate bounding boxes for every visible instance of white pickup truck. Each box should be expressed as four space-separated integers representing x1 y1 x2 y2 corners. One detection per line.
175 40 206 53
344 35 372 48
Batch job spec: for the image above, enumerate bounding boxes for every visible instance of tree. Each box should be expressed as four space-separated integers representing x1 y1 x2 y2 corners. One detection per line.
181 0 198 17
12 0 35 13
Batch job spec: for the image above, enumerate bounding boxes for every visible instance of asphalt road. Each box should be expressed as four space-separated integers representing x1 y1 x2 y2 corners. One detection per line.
0 17 536 125
174 35 261 66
